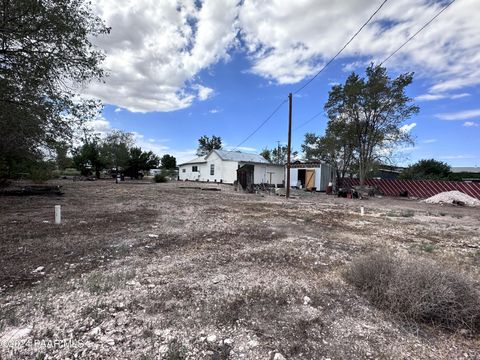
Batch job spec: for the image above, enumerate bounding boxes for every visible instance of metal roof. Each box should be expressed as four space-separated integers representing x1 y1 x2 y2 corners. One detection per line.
209 149 270 164
451 167 480 173
179 150 272 166
178 156 207 166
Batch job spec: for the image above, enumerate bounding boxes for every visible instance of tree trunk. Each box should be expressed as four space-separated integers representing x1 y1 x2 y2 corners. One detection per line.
359 157 366 186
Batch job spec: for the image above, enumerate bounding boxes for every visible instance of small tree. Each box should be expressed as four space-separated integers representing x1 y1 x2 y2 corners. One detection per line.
261 145 297 165
260 148 272 162
400 159 451 180
72 141 106 178
125 147 160 179
302 119 356 187
325 65 419 186
101 130 134 173
196 135 222 156
161 154 176 169
54 141 74 171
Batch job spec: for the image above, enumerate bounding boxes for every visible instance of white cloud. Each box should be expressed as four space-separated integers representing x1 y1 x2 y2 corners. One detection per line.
463 121 479 127
422 139 437 144
114 107 122 113
436 109 480 121
83 118 111 136
238 0 480 94
83 1 480 112
440 154 476 160
415 93 470 101
194 85 215 101
87 0 239 112
209 108 221 114
400 122 416 133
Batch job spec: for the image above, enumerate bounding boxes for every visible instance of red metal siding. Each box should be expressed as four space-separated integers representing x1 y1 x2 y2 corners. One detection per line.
341 178 480 199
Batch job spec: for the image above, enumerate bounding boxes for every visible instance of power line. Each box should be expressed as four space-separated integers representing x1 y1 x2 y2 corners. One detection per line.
293 111 324 132
294 0 455 138
293 0 389 95
380 0 455 65
232 0 388 150
231 98 287 150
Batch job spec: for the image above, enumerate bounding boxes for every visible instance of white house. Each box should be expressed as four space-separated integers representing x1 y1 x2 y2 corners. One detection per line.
178 150 284 186
287 161 335 192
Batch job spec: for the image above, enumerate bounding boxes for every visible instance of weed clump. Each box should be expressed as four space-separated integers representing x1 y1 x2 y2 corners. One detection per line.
345 252 480 333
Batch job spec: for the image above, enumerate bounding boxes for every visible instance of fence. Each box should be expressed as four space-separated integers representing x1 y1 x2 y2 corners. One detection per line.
341 178 480 199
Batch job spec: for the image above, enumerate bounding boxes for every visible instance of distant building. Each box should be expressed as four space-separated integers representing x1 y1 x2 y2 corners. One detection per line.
178 149 284 187
287 161 335 191
451 167 480 173
451 167 480 182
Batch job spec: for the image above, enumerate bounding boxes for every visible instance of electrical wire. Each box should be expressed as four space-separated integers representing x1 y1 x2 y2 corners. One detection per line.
231 98 288 150
293 0 389 95
295 0 456 135
380 0 455 65
232 0 388 149
293 111 324 132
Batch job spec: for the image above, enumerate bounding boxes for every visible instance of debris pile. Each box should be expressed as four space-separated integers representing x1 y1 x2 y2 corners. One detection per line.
424 190 480 207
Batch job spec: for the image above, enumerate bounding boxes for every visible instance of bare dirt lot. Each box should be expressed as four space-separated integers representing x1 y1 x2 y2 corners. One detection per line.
1 180 479 359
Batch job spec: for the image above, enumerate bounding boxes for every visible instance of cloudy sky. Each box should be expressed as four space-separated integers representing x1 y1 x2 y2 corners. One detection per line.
84 0 479 166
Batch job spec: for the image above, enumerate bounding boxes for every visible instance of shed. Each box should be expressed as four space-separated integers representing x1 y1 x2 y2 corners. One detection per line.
287 161 335 191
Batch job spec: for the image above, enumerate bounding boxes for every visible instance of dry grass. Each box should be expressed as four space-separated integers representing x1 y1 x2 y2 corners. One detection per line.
345 252 480 332
1 181 479 359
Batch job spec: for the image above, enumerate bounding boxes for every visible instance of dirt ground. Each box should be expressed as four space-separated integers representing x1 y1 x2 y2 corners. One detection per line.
0 180 479 359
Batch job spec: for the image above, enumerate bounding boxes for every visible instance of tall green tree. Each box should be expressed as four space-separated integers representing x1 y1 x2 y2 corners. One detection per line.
0 0 109 179
161 154 176 169
325 65 419 186
100 130 134 172
302 119 356 186
400 159 451 180
72 140 106 178
125 147 160 179
53 141 74 171
261 145 297 165
196 135 222 156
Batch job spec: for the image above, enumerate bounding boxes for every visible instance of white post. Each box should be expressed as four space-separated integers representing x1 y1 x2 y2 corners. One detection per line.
360 206 365 216
55 205 61 224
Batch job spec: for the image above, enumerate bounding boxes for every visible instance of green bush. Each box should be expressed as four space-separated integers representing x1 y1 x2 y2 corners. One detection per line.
153 172 168 183
345 252 480 332
29 165 53 183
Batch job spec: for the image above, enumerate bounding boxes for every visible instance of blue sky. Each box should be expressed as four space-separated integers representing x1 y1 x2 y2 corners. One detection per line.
84 0 479 166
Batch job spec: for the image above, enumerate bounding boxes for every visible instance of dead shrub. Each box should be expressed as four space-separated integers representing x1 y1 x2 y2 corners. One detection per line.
345 252 480 332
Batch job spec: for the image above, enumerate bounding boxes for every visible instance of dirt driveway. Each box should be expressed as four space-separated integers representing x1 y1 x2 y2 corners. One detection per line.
0 180 479 359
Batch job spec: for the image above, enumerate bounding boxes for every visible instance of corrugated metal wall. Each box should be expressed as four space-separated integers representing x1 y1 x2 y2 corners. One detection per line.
341 178 480 199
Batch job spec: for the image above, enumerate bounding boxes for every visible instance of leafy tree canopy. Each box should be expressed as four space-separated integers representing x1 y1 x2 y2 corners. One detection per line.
161 154 177 169
125 147 160 179
261 145 297 165
0 0 109 179
324 64 419 185
400 159 451 180
196 135 222 156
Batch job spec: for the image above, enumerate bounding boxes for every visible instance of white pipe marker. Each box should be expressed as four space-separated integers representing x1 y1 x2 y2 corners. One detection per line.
55 205 61 224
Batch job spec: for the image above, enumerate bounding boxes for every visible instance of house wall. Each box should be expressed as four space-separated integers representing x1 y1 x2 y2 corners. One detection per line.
180 152 285 185
178 163 206 181
202 151 238 183
253 164 284 185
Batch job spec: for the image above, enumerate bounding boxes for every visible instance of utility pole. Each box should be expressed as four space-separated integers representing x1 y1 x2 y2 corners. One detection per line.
286 93 292 199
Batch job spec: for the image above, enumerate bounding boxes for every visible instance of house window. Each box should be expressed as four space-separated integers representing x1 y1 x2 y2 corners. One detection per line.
182 169 186 173
192 165 198 172
210 164 215 175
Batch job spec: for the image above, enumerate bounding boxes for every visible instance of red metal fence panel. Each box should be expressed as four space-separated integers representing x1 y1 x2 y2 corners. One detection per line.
340 178 480 199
